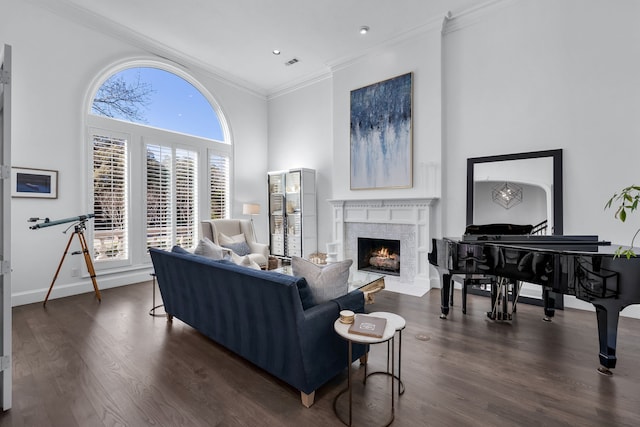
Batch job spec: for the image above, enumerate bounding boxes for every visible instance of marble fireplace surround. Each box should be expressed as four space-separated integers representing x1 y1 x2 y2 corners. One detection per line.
328 198 438 288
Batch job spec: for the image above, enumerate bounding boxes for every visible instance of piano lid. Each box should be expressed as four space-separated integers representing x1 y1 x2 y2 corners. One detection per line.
462 234 605 244
454 234 619 255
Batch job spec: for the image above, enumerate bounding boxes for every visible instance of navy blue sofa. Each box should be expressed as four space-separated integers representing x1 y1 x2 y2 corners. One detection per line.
149 247 367 407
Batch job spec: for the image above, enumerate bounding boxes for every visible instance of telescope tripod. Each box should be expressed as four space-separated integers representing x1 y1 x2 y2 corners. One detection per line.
43 221 102 306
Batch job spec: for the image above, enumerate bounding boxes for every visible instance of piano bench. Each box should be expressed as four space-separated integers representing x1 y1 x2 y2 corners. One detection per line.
451 275 495 314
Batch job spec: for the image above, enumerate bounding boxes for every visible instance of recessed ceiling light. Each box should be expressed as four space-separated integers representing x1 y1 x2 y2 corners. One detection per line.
272 50 281 55
359 26 370 35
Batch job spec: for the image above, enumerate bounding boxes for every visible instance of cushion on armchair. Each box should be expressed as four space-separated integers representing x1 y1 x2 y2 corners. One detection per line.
201 219 269 268
230 251 262 270
219 232 252 256
292 256 352 304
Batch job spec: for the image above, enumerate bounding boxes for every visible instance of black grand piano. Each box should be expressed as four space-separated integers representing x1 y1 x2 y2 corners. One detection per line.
428 233 640 375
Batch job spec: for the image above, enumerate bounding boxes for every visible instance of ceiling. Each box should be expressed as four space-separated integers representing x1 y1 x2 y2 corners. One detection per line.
36 0 486 96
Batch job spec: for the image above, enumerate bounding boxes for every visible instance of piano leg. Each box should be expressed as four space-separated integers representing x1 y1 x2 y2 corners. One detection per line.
542 288 556 322
462 279 468 314
440 273 452 319
594 302 622 374
450 277 455 308
486 281 498 320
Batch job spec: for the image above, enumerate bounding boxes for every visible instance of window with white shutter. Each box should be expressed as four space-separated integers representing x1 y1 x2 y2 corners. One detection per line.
146 145 198 251
146 144 172 251
92 133 128 260
175 148 198 248
88 64 231 270
209 151 229 219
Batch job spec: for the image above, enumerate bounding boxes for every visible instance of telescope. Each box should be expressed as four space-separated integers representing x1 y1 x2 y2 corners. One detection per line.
30 212 102 306
29 213 95 230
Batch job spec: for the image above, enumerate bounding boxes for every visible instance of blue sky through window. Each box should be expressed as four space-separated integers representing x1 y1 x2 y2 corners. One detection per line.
93 67 224 141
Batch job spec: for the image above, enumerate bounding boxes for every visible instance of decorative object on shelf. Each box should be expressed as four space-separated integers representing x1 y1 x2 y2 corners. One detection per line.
491 181 523 209
11 167 58 198
242 203 260 242
326 242 339 263
308 252 327 265
267 256 279 270
350 72 413 190
605 184 640 258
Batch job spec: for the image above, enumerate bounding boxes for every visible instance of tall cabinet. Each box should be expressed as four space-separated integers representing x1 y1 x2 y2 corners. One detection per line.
268 168 317 259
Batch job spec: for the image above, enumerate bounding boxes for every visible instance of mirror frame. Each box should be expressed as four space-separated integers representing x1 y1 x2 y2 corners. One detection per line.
466 149 563 235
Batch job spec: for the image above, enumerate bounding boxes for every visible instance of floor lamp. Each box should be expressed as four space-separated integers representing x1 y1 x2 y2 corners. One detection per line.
242 203 261 242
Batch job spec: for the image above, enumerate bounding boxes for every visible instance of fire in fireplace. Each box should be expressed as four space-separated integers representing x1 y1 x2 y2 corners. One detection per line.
357 237 400 276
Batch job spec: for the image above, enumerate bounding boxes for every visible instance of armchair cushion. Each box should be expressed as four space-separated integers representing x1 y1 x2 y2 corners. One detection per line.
222 242 251 256
222 241 252 256
230 251 262 270
201 219 270 268
218 232 246 245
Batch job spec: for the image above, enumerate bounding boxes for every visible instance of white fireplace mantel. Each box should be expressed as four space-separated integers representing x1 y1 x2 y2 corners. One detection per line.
328 198 438 288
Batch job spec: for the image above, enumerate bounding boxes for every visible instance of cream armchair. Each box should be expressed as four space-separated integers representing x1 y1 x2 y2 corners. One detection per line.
201 219 269 268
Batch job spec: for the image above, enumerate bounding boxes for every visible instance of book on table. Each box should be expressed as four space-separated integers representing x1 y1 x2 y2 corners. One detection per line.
348 314 387 338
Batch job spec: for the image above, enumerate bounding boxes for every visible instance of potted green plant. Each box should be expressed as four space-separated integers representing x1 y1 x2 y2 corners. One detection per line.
605 185 640 258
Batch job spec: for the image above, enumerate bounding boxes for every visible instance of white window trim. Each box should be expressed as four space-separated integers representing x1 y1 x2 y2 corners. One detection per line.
84 60 233 272
87 116 232 271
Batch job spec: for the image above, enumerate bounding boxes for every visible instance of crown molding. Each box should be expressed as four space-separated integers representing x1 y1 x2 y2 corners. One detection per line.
442 0 518 35
267 69 333 100
27 0 517 99
328 14 444 75
27 0 269 100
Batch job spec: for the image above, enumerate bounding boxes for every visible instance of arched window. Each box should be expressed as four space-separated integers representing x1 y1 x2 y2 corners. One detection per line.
87 64 231 268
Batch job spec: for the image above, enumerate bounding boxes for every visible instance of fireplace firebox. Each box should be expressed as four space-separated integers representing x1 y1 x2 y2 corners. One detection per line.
357 237 400 276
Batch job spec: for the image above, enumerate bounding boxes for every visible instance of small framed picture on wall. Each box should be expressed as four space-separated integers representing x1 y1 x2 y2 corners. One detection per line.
11 167 58 199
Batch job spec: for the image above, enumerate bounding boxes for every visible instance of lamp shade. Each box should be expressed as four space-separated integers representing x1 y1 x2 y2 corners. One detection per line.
242 203 261 215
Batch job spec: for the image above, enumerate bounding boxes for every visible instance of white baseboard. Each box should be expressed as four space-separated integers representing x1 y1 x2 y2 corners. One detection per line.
12 268 153 306
383 275 430 297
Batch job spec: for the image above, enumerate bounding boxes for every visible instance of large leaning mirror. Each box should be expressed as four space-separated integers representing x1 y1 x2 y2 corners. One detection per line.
466 149 563 235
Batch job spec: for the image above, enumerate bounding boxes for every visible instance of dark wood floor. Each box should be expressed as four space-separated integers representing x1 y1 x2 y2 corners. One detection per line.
2 281 640 427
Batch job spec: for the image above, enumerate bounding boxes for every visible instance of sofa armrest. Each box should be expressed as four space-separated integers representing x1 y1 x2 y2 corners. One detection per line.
332 289 366 314
297 290 367 394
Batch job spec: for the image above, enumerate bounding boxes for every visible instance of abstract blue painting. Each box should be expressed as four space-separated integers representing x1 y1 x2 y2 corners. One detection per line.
350 72 412 190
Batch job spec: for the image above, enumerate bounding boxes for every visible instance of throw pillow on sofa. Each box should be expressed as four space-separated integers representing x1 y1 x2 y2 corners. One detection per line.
194 237 227 259
171 245 191 254
218 232 252 256
291 256 352 304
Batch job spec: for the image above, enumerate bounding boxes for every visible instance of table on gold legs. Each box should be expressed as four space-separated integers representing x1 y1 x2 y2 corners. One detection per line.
333 317 397 427
368 311 406 395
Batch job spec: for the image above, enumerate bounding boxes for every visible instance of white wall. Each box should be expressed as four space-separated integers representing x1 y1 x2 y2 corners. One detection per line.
331 29 442 202
1 0 268 305
268 26 444 253
442 0 640 316
267 78 333 253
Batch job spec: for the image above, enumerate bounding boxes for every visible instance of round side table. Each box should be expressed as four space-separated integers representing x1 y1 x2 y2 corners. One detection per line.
333 316 396 427
368 311 406 395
